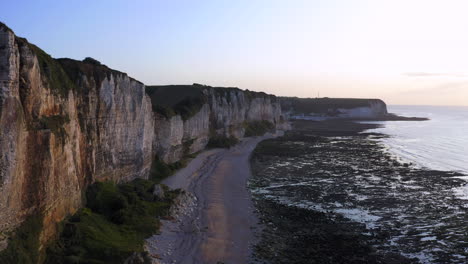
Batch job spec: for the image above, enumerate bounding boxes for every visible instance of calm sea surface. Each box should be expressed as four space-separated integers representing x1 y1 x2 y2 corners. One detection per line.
369 105 468 173
367 105 468 199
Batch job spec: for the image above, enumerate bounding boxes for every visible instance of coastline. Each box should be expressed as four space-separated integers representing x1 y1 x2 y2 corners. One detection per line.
145 118 466 264
249 120 467 263
146 133 282 264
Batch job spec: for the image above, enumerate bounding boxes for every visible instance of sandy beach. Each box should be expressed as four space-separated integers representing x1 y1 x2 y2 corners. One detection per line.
146 134 278 264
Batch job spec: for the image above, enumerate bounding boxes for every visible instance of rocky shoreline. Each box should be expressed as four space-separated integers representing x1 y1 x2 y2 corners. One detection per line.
249 120 467 264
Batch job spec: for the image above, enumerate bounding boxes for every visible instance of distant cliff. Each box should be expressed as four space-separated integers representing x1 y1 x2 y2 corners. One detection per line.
0 22 289 250
281 97 388 119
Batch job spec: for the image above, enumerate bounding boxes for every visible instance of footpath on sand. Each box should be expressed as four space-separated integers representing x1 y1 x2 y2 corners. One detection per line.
146 133 281 264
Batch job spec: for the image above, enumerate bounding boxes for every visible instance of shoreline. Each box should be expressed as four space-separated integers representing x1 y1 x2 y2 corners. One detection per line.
249 120 467 263
146 133 281 264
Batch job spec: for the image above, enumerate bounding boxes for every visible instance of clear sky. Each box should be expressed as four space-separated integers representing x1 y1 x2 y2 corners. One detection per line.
2 0 468 106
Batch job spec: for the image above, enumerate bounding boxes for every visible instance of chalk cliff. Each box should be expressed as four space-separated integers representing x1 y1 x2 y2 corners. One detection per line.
0 22 288 247
150 86 288 163
281 97 388 119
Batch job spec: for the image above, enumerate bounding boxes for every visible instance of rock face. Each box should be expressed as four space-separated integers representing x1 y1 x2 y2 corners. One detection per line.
334 100 388 119
152 87 289 163
281 97 388 119
0 25 153 245
0 23 288 245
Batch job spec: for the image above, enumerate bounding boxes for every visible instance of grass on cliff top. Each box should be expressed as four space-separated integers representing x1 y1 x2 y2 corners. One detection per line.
0 21 14 33
145 83 276 121
145 85 206 120
14 37 77 98
244 120 275 137
57 58 137 91
14 32 135 98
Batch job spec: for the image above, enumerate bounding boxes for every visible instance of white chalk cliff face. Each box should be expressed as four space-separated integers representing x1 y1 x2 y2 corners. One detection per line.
285 98 389 120
0 25 156 245
336 101 388 118
0 23 289 244
153 89 289 163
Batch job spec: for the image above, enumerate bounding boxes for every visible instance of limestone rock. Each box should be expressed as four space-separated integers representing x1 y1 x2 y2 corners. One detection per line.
152 184 165 200
124 251 154 264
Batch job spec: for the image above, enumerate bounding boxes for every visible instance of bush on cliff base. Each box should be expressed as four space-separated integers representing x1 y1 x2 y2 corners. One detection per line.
0 215 42 264
207 135 239 148
46 180 181 264
149 158 185 183
0 157 186 263
244 120 275 137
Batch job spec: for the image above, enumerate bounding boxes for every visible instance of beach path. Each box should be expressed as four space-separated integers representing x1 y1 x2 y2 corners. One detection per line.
147 135 274 264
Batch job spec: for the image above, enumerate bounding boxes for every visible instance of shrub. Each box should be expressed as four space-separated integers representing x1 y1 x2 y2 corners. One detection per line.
17 40 77 98
46 156 186 263
149 158 184 183
244 120 275 137
31 115 70 144
207 135 239 148
46 179 181 264
82 57 101 65
173 96 205 121
0 215 43 264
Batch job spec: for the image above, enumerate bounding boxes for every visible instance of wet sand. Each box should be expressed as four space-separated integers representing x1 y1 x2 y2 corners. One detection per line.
146 134 278 264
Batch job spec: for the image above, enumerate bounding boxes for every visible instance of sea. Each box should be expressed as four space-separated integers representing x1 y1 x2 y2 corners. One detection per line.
249 105 468 263
366 105 468 200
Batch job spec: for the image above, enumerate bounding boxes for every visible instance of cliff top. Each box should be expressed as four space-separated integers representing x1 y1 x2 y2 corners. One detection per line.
0 22 14 33
1 22 139 97
281 97 386 114
145 84 276 120
57 58 141 87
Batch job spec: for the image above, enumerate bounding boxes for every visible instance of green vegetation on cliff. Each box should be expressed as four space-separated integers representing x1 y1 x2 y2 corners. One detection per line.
0 215 43 264
57 58 133 90
145 83 277 121
0 156 186 264
44 157 184 264
14 35 129 98
0 21 14 33
14 37 76 98
244 120 275 137
145 85 206 120
207 135 239 148
149 158 185 183
30 115 70 144
46 180 180 264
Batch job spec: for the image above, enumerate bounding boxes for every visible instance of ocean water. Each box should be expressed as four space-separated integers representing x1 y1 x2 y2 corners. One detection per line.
366 105 468 199
369 105 468 173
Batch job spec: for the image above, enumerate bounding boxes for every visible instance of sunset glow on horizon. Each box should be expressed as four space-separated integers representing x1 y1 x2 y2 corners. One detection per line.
3 0 468 106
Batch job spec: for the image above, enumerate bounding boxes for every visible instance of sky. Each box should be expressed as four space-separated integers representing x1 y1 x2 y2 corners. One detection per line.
2 0 468 106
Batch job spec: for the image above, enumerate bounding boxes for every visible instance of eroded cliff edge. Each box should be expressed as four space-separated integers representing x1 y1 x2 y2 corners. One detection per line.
0 23 288 249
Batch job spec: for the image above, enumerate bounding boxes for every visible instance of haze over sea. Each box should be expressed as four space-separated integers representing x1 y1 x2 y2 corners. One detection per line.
367 105 468 199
